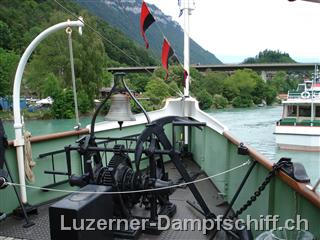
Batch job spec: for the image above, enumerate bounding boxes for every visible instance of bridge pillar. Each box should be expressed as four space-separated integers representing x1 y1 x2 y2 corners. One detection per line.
261 71 267 82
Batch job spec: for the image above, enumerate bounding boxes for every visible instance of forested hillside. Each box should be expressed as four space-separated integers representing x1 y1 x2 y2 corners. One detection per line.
243 49 296 64
75 0 222 65
0 0 156 102
0 1 295 120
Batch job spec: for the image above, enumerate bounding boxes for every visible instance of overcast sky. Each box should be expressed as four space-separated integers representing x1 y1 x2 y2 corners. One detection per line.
145 0 320 64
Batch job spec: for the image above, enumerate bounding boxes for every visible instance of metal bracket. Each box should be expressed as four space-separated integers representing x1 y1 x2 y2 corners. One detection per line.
312 179 320 192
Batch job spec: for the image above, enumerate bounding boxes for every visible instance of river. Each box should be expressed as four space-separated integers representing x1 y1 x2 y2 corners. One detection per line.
3 106 319 184
209 106 319 185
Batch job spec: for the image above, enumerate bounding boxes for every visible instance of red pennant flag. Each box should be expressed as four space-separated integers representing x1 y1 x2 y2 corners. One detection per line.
162 39 174 80
140 1 155 49
183 69 188 87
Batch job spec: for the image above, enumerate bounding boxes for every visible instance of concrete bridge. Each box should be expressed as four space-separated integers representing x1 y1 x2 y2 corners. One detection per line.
107 63 318 74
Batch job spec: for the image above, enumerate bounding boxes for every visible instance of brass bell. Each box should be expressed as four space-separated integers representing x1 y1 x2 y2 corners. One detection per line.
105 93 136 129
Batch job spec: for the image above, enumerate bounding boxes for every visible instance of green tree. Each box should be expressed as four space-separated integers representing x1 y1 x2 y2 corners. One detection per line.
232 95 253 108
168 81 181 97
78 90 91 113
127 73 150 93
252 78 267 105
264 85 277 105
212 94 228 109
0 20 12 49
43 73 61 98
223 69 259 101
144 77 170 108
51 89 75 119
194 90 213 110
268 71 298 93
204 71 228 96
0 48 19 96
243 49 296 63
23 26 41 47
26 12 106 100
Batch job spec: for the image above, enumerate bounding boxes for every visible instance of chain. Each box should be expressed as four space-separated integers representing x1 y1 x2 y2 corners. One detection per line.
233 160 291 219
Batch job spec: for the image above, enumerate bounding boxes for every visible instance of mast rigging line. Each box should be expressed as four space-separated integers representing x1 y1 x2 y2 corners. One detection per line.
141 0 190 86
53 0 183 97
6 159 250 195
117 0 185 93
54 0 153 75
117 0 185 94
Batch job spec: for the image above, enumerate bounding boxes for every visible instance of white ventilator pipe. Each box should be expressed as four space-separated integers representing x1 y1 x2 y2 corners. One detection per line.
13 19 84 203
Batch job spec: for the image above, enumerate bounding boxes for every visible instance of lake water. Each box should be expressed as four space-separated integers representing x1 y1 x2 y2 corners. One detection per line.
3 106 319 184
208 106 320 185
3 116 104 140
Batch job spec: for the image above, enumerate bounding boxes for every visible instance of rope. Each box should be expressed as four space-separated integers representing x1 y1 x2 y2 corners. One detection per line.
23 131 36 183
66 26 81 129
115 0 186 94
6 159 251 195
53 0 184 98
54 0 153 74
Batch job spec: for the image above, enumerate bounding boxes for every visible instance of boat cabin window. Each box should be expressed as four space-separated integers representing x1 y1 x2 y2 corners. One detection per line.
305 82 312 90
287 105 297 117
316 106 320 117
299 106 311 117
297 84 305 92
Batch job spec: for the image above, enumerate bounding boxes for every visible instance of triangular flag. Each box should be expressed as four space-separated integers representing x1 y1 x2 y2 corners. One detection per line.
183 69 188 87
140 1 155 49
162 39 174 80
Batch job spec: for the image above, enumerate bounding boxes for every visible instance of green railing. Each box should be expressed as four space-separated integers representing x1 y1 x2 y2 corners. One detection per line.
287 90 320 99
278 118 320 126
287 91 303 99
191 126 320 238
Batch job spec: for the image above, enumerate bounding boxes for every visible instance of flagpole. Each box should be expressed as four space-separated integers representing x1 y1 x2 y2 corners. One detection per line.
183 0 190 97
183 0 191 146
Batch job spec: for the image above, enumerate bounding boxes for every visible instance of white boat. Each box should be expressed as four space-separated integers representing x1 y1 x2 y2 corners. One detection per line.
275 66 320 151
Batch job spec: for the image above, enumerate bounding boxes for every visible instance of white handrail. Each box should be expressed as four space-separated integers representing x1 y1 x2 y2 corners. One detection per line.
12 19 84 203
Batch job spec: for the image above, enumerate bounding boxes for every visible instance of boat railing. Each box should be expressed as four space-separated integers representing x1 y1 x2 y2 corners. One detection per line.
287 91 303 99
287 90 320 99
311 179 320 193
277 118 320 126
223 130 320 210
38 149 72 189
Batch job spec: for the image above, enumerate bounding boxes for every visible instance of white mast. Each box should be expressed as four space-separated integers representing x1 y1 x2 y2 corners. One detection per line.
182 0 192 145
183 0 191 97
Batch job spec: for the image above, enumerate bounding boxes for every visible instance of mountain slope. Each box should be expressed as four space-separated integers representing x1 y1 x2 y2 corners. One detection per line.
0 0 158 100
75 0 222 65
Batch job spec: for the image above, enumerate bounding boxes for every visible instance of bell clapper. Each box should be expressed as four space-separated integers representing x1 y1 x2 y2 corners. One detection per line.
118 121 123 130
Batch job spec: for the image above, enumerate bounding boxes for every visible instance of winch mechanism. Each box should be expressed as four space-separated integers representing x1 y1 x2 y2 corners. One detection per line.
49 73 253 239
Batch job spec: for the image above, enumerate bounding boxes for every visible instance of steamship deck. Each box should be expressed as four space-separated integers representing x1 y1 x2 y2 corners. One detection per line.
0 161 233 240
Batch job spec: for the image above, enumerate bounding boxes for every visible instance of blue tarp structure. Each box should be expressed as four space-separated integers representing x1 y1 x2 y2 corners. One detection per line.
0 97 26 111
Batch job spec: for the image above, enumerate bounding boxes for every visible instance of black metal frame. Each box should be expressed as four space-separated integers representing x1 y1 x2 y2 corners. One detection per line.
39 149 72 189
39 71 254 238
39 134 145 189
63 115 240 237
